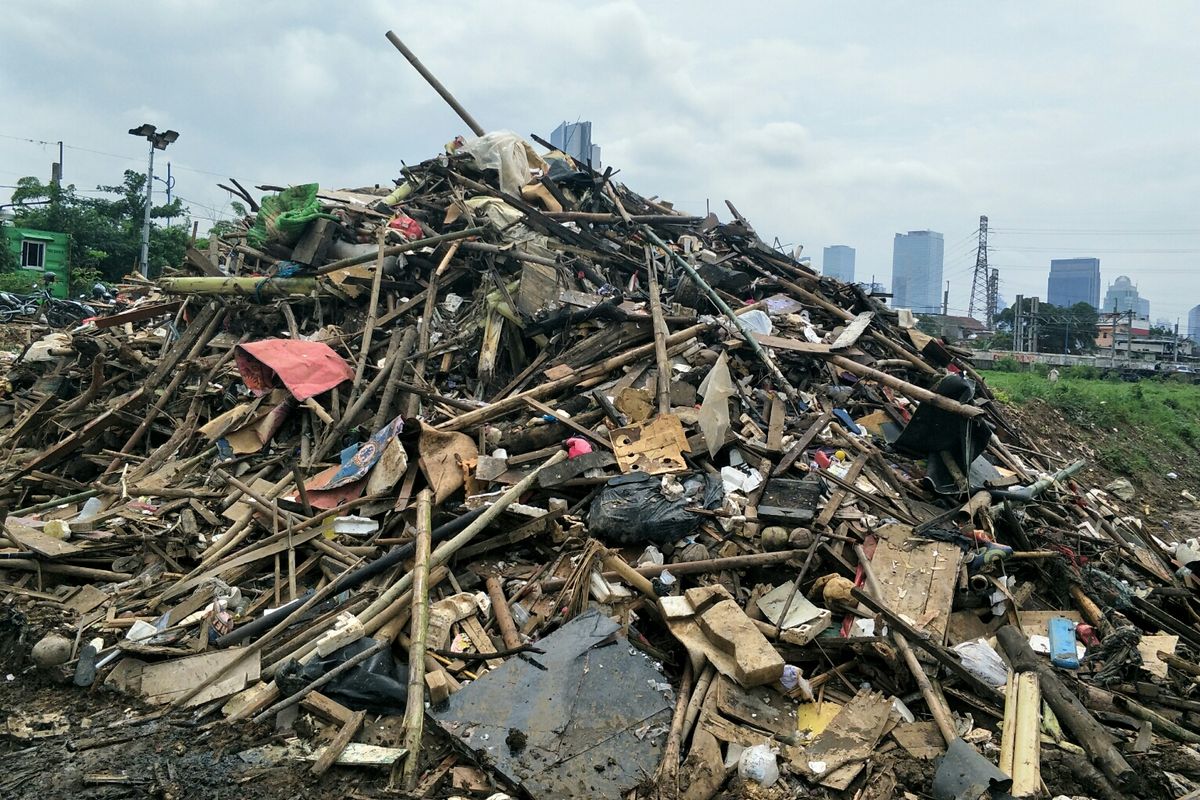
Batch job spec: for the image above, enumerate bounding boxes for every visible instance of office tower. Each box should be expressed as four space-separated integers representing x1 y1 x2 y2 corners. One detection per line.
1047 258 1101 308
822 245 855 282
549 121 600 166
1102 275 1147 315
1188 304 1200 339
891 230 944 313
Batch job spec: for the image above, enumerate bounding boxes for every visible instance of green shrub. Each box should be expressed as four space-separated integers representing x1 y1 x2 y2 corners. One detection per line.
1032 363 1051 377
1067 365 1100 380
994 357 1022 373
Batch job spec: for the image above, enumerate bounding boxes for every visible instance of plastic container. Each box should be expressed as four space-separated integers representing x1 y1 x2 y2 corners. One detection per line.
738 744 779 787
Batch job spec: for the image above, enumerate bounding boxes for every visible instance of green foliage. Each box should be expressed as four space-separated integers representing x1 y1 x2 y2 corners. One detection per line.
8 171 189 281
0 271 38 294
994 300 1100 354
980 370 1200 479
993 357 1023 373
0 230 18 273
1066 365 1100 380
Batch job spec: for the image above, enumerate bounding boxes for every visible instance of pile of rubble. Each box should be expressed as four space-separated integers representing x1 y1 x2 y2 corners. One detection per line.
3 129 1200 800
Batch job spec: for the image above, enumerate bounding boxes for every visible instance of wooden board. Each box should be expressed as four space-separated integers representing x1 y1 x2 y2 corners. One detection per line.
751 333 832 354
5 521 84 558
868 523 963 647
830 311 875 350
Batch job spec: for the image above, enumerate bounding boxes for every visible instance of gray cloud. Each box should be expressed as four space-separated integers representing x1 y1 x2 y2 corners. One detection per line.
2 0 1197 321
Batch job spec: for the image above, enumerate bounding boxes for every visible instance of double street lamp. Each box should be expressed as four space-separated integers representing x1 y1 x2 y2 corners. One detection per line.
128 124 179 277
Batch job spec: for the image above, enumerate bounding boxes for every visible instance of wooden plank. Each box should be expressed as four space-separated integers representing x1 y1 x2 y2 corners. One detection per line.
311 709 367 776
773 409 832 477
766 395 785 452
751 333 832 354
460 616 504 671
867 524 963 648
94 300 185 329
830 311 875 350
4 521 84 558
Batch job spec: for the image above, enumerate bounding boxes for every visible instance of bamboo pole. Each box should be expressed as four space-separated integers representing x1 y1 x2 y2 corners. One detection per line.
159 277 317 296
351 227 388 398
827 355 983 418
485 576 521 650
384 32 485 136
316 227 484 276
645 246 673 416
398 490 433 789
643 226 797 399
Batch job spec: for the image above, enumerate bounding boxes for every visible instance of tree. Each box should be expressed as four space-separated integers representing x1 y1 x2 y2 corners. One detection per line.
994 300 1099 354
9 171 190 286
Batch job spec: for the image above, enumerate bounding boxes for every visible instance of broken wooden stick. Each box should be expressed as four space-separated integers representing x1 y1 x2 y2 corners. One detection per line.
399 489 433 789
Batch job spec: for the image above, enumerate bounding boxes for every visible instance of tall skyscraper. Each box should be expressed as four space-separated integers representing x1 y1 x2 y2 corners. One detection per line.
549 121 600 166
1102 275 1148 316
891 230 944 313
1047 258 1101 308
822 245 855 282
1188 304 1200 340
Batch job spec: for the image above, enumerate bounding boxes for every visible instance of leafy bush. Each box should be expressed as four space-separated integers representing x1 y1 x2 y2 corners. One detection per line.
1067 365 1100 380
994 357 1022 373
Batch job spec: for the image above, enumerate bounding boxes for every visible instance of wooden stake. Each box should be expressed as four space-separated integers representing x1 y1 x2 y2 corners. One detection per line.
485 576 521 650
644 246 672 416
399 489 433 789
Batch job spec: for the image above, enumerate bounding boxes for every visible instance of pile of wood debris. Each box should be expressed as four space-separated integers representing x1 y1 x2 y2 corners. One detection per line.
4 128 1200 800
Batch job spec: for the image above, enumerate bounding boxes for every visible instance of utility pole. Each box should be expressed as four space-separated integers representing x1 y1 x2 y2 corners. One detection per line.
1029 297 1040 353
968 215 989 323
127 125 180 277
1014 293 1025 352
986 268 998 329
942 281 949 315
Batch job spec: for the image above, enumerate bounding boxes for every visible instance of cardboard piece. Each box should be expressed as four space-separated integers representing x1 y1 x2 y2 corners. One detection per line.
418 421 478 504
611 414 689 475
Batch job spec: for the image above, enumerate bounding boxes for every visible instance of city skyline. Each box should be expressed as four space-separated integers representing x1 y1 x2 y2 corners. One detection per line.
1047 258 1101 309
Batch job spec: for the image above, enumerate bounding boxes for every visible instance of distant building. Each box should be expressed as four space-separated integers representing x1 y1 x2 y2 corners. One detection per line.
1190 304 1200 340
549 121 600 166
921 314 985 342
891 230 944 313
1102 275 1148 314
822 245 855 282
1047 258 1100 308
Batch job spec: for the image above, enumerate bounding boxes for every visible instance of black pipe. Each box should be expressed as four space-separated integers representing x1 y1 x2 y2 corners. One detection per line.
214 506 486 647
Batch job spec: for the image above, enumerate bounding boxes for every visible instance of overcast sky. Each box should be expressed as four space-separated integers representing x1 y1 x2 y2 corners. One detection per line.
3 1 1198 323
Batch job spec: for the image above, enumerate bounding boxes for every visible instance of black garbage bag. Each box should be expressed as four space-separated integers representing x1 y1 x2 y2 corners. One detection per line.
275 636 407 714
587 471 723 545
893 374 994 495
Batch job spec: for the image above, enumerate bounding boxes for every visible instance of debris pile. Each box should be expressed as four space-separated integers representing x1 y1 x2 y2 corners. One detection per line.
4 130 1200 800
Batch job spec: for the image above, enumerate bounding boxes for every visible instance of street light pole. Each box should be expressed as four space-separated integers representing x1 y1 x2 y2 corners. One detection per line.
127 124 179 278
139 139 155 278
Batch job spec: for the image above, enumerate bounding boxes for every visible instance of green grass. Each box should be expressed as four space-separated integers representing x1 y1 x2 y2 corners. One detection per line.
981 372 1200 473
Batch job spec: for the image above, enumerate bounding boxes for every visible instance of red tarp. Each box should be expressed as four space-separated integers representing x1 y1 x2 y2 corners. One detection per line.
235 339 352 401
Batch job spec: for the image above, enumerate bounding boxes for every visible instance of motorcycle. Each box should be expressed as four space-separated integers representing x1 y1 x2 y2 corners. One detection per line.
0 273 97 327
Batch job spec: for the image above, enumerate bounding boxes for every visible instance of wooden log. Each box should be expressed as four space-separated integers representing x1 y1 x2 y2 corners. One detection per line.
485 576 521 650
311 709 366 777
158 277 317 295
644 246 673 416
995 625 1138 792
399 490 433 789
826 355 982 418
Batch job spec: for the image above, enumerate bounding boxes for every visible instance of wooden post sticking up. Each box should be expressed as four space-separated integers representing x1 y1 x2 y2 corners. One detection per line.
644 245 673 416
385 32 485 137
398 489 433 789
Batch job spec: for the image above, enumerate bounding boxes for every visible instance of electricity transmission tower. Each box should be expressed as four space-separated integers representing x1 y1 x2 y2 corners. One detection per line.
967 215 990 324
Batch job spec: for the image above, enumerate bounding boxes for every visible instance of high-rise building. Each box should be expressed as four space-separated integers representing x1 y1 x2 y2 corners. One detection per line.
549 121 600 166
822 245 855 282
1102 275 1147 314
1047 258 1100 308
891 230 944 313
1188 304 1200 340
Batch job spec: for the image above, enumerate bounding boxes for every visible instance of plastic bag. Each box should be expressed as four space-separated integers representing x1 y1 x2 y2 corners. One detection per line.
738 744 779 787
952 638 1009 687
587 472 723 545
248 183 335 248
460 132 549 197
276 637 407 714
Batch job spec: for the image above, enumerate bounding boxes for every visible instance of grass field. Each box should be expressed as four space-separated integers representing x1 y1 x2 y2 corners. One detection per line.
980 371 1200 477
